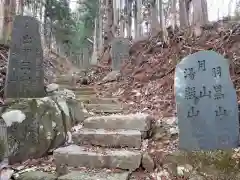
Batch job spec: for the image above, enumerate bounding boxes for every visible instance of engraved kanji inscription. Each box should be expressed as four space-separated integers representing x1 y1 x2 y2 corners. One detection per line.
187 106 199 118
212 66 221 78
4 15 45 98
175 51 239 150
22 34 32 44
184 68 196 80
215 106 228 117
185 87 196 100
199 86 211 99
198 60 206 71
213 84 224 100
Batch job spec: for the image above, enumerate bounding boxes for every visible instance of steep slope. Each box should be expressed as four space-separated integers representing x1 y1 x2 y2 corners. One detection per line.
96 19 240 119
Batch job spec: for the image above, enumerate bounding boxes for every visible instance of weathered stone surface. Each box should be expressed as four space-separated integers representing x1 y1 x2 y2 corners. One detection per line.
141 152 155 172
72 128 141 148
151 117 178 141
74 90 95 96
102 70 121 83
1 97 66 164
58 170 130 180
53 145 141 171
0 89 79 164
18 171 56 180
84 113 152 132
59 86 94 92
77 96 118 104
55 75 73 84
175 50 239 150
110 38 130 70
85 104 123 113
67 99 85 124
5 15 45 98
53 89 76 100
46 83 59 93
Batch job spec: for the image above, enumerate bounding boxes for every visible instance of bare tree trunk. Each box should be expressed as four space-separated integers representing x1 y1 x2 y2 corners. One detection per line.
170 0 177 29
157 0 163 30
179 0 189 28
17 0 24 15
150 0 158 35
135 0 142 38
125 0 132 38
103 0 114 48
91 17 98 64
2 0 16 45
118 0 124 37
113 0 118 36
191 0 208 26
99 0 104 50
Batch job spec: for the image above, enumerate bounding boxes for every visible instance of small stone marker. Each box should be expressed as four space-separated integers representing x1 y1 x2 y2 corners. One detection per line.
5 15 45 98
175 50 239 151
110 38 129 70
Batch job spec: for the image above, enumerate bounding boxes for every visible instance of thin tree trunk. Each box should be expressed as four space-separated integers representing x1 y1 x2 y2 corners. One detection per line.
170 0 177 29
191 0 208 26
113 0 118 36
179 0 189 28
150 0 158 35
103 0 114 48
3 0 16 44
91 17 98 65
99 0 104 50
135 0 142 38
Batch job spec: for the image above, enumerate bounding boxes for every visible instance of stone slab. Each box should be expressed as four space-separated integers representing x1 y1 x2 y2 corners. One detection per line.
84 113 152 132
110 38 130 70
58 170 130 180
60 86 95 92
85 104 123 113
175 50 239 150
74 90 95 96
77 96 118 104
72 128 141 148
53 145 141 171
18 171 56 180
5 15 45 98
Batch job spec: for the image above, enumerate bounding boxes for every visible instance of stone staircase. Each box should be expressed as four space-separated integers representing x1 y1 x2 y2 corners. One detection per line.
53 82 152 180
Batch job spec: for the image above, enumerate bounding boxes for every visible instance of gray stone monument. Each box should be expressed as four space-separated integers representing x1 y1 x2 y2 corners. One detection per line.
5 15 45 98
110 37 130 70
175 50 239 151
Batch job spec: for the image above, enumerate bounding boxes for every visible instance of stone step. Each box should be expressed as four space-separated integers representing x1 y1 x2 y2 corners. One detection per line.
84 113 152 132
59 85 95 92
53 145 141 171
85 104 123 113
77 96 118 104
74 90 96 96
58 170 130 180
72 128 141 148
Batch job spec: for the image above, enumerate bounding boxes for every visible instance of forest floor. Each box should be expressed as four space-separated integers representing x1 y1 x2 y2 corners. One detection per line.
94 19 240 121
2 19 240 179
89 19 240 179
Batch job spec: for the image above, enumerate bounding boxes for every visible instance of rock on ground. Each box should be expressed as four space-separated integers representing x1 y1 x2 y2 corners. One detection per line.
0 87 82 164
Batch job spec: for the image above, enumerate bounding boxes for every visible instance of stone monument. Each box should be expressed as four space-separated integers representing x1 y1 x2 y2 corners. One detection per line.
110 37 130 70
174 50 239 150
4 15 45 98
